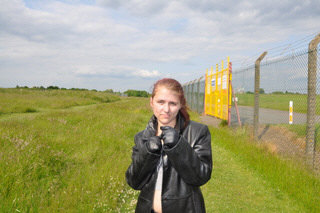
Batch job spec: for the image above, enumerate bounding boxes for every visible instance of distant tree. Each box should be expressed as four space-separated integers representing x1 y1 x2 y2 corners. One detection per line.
91 89 97 92
47 86 59 90
272 91 284 94
105 89 114 93
70 88 88 91
246 91 254 94
124 90 149 97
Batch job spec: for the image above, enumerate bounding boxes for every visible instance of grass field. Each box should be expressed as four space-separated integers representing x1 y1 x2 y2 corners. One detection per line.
203 127 319 212
236 93 320 114
0 89 319 212
0 88 120 115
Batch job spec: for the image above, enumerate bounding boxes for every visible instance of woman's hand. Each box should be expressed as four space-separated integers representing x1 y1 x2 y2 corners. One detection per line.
160 126 179 149
146 136 162 154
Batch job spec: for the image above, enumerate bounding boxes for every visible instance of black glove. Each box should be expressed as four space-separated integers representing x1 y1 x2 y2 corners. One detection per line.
146 136 162 154
160 126 180 149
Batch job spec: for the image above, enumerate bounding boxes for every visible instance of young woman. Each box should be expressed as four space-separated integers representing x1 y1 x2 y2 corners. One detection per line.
126 78 212 213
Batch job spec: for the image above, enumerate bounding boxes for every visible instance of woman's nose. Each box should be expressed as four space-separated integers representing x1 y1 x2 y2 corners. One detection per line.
163 103 169 112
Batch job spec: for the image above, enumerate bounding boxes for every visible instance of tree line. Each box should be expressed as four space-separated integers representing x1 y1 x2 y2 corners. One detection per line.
15 85 149 97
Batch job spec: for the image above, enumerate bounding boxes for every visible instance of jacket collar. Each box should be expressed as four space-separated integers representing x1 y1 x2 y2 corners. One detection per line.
143 112 185 139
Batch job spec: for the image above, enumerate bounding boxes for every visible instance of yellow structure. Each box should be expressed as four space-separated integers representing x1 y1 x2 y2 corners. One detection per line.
204 57 232 121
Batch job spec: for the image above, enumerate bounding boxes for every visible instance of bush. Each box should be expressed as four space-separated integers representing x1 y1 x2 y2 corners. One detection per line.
219 119 228 127
105 89 114 93
272 91 284 94
25 108 37 113
47 86 60 90
124 90 149 97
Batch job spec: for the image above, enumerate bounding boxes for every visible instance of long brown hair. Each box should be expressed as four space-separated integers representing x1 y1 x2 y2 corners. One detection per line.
151 78 190 126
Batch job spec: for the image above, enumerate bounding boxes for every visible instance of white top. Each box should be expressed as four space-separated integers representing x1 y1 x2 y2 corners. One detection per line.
153 142 164 213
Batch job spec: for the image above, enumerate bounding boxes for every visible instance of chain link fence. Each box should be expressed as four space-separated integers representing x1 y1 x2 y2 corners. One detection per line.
232 48 316 125
183 34 320 169
232 45 320 169
183 77 205 114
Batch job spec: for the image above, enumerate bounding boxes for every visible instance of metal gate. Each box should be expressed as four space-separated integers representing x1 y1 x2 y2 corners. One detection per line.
204 57 232 121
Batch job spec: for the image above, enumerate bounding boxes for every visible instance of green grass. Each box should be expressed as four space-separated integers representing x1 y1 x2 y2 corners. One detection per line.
0 90 319 212
236 93 320 114
203 141 305 212
0 88 120 114
203 127 320 212
0 97 149 212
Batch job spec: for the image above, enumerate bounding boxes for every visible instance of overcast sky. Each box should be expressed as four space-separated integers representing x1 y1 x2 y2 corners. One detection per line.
1 0 320 92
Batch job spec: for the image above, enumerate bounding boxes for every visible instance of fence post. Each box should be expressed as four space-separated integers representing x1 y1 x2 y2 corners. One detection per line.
204 69 208 115
306 33 320 168
228 61 232 126
196 77 200 113
197 76 204 113
190 81 194 110
187 82 191 106
254 51 267 140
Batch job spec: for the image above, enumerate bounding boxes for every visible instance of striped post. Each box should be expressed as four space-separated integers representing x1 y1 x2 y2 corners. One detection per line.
289 101 293 125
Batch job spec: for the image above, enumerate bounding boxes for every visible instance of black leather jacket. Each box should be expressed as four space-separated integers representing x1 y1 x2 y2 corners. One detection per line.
126 113 212 213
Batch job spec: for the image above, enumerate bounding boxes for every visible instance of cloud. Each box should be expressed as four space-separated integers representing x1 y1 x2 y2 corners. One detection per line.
73 65 161 80
96 0 168 16
133 69 161 78
1 0 320 91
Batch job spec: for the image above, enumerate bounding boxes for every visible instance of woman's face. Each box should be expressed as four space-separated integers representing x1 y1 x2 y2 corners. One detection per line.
150 86 181 128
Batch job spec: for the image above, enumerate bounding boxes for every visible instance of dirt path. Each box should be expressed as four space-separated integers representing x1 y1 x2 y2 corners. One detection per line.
199 115 221 128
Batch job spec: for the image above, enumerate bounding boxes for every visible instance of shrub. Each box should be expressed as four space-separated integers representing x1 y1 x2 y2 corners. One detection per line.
25 108 37 113
272 91 284 94
47 86 60 90
124 90 149 97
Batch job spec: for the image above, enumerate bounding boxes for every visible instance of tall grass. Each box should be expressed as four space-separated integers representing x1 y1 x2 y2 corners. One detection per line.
0 88 120 114
205 126 320 212
1 91 319 212
0 97 150 212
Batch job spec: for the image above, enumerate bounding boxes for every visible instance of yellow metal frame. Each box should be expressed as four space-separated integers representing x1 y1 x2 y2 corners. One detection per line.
204 57 232 121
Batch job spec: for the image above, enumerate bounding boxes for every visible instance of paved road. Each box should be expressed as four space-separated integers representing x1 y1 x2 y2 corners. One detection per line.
230 105 320 126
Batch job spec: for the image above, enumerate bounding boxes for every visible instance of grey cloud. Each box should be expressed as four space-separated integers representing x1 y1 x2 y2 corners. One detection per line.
0 1 73 43
1 0 319 92
0 0 135 45
184 0 243 13
74 67 161 80
96 0 169 16
183 0 320 19
95 0 123 9
182 0 320 37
